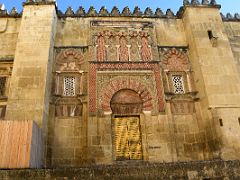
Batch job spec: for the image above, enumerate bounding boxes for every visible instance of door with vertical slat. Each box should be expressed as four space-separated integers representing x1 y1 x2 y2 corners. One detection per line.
114 116 143 161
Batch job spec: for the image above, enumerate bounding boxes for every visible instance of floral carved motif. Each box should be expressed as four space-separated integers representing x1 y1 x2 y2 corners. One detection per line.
161 48 189 71
55 49 84 71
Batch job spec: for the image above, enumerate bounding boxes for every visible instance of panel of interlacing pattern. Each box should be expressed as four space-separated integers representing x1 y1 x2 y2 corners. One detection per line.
172 75 185 94
63 76 76 96
114 117 142 161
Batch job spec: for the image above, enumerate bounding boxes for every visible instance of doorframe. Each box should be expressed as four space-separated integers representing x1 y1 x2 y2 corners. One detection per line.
111 114 146 162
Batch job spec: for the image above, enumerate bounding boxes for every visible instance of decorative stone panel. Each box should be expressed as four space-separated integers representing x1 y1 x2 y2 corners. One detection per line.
55 48 85 72
160 47 190 71
54 48 87 118
89 62 165 113
98 75 156 113
94 31 154 62
110 89 143 114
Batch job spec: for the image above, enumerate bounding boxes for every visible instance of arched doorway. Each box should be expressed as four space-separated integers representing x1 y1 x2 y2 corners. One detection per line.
110 89 143 161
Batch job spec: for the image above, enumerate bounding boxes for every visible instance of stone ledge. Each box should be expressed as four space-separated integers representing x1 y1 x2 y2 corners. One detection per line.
0 160 239 179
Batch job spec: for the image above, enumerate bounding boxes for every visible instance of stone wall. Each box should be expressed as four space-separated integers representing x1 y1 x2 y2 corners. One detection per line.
0 18 21 59
0 160 240 179
182 6 240 160
224 22 240 76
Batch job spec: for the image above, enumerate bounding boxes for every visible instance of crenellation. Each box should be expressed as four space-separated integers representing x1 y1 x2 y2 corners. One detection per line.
111 6 120 16
191 0 201 6
166 9 175 18
9 7 18 16
144 7 153 16
154 8 164 18
65 6 74 15
76 6 85 16
87 6 98 17
99 6 109 17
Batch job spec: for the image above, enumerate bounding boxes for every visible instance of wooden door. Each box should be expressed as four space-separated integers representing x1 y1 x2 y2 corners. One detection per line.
114 116 142 161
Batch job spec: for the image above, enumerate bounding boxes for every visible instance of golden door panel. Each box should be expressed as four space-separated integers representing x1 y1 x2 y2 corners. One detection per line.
114 116 143 161
115 118 129 160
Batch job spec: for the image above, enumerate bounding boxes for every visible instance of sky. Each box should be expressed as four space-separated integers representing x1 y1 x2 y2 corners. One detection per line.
0 0 239 15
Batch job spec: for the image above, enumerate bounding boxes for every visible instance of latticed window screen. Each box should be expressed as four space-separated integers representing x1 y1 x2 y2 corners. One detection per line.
172 75 185 94
0 77 6 96
63 76 76 96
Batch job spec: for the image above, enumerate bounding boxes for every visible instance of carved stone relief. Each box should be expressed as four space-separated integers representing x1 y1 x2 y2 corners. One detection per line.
95 31 153 62
119 36 129 61
129 33 140 61
55 48 84 72
96 33 107 61
160 48 190 71
97 72 159 114
110 89 143 114
89 62 165 113
140 32 152 61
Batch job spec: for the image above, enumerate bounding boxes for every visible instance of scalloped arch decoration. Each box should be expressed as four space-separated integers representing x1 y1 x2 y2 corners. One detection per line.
100 78 153 112
162 48 190 71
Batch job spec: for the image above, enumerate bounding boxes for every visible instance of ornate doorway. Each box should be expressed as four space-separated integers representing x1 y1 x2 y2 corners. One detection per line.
111 89 143 161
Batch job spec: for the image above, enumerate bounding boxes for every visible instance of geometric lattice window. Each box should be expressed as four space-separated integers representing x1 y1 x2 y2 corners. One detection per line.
63 76 76 96
0 77 6 97
172 75 185 94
